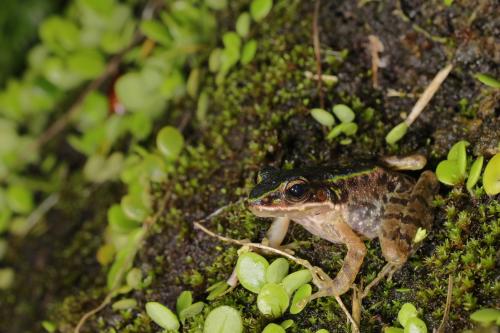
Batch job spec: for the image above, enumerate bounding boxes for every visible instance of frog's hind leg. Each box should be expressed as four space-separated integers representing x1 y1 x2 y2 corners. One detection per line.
363 171 438 297
379 170 438 266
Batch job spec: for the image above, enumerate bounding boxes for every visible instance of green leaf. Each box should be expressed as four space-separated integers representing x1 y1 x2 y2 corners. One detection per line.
266 258 289 284
326 122 358 140
262 323 286 333
311 108 335 127
160 70 186 99
257 283 290 318
332 104 355 123
250 0 273 22
126 268 143 289
115 72 147 111
41 321 56 333
205 0 227 10
67 49 105 79
0 268 14 289
384 328 404 333
145 302 180 330
483 153 500 195
176 290 193 314
43 57 82 90
223 32 242 54
203 306 243 333
197 91 209 124
470 308 500 324
466 156 483 190
474 73 500 88
236 252 269 293
121 195 149 222
289 283 311 314
385 122 408 145
209 48 222 73
108 204 140 232
241 40 257 65
187 68 201 98
236 12 251 38
140 20 171 46
447 140 469 177
6 185 34 214
206 281 230 300
403 317 427 333
156 126 184 161
76 92 108 131
280 319 294 329
281 270 312 295
112 298 137 310
39 16 80 53
398 303 418 327
179 301 204 323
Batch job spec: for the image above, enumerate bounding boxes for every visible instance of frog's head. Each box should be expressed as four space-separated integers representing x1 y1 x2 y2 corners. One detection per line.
247 167 333 218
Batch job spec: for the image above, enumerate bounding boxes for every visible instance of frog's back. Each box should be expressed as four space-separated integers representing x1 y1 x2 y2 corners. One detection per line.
324 166 416 239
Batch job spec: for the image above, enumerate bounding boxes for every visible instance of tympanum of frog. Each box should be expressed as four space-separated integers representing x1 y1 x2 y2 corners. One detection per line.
247 155 439 297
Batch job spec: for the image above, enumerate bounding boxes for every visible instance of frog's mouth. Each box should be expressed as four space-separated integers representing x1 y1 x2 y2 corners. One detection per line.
247 199 334 218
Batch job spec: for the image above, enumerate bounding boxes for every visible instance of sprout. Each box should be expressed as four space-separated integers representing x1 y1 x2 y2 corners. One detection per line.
262 323 286 333
332 104 355 123
266 258 289 283
466 156 483 191
311 108 335 127
289 283 312 314
398 303 418 327
257 283 290 317
236 252 269 293
145 302 180 331
112 298 137 310
404 317 427 333
204 306 243 333
281 269 312 295
474 73 500 88
250 0 273 22
483 153 500 195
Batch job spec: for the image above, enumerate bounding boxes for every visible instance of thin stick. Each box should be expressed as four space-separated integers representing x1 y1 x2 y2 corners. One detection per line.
404 63 453 126
193 222 359 331
436 275 453 333
312 0 324 108
368 35 384 89
74 293 113 333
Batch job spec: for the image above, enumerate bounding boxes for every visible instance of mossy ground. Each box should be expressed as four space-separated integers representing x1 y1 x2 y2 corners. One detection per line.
1 0 499 332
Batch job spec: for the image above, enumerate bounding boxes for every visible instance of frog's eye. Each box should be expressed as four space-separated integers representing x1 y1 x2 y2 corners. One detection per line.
284 179 309 202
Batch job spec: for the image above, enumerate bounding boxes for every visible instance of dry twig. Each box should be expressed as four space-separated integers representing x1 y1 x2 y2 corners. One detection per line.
368 35 384 89
436 275 453 333
312 0 324 108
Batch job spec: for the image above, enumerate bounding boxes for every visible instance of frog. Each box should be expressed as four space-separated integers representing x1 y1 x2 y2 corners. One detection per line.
247 154 439 298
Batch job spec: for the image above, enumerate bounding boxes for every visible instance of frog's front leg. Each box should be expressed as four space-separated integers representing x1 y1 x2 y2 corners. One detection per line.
263 216 290 248
311 220 366 298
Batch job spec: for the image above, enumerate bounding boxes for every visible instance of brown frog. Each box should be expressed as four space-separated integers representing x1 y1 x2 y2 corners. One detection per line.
247 155 439 297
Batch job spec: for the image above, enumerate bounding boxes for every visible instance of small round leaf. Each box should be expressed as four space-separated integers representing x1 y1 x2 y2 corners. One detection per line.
397 303 418 327
262 323 286 333
156 126 184 160
266 258 289 283
403 317 427 333
311 108 335 127
470 308 500 324
257 283 289 318
250 0 273 22
466 155 483 190
236 12 251 38
281 269 312 295
385 122 408 145
332 104 355 123
145 302 180 330
483 153 500 195
290 283 312 314
203 306 243 333
236 252 269 293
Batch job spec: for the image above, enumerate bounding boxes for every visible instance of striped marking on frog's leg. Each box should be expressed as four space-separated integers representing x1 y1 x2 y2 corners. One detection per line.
379 171 439 265
311 220 366 297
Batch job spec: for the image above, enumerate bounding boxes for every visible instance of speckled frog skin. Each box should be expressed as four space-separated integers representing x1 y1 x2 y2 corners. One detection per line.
247 156 439 296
